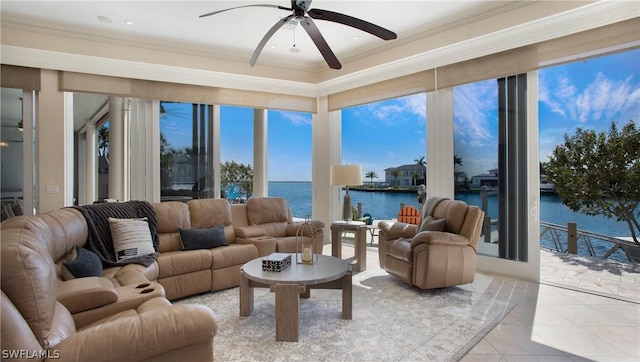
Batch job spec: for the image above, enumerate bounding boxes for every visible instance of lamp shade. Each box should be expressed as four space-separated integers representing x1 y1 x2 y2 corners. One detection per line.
330 165 362 186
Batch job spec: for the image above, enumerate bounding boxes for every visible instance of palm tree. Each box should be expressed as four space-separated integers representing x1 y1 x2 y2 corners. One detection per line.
454 154 464 190
365 170 378 187
454 154 463 166
98 124 109 158
411 172 420 186
390 170 401 187
414 156 426 166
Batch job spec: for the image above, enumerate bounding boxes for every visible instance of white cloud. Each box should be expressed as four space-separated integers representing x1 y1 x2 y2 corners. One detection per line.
356 93 426 126
541 71 640 124
274 111 311 126
453 81 494 147
539 73 569 118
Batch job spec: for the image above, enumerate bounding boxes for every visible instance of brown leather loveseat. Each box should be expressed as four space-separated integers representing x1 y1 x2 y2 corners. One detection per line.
232 196 325 256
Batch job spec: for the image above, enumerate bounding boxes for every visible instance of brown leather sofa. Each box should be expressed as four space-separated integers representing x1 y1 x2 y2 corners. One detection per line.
378 197 485 289
153 198 259 300
232 197 325 256
153 197 324 299
1 196 324 360
1 213 217 361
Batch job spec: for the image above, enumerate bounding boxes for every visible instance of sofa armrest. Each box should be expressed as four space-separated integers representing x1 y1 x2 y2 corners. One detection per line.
54 304 217 361
410 231 470 249
56 277 118 314
235 225 267 238
285 220 324 236
379 221 417 240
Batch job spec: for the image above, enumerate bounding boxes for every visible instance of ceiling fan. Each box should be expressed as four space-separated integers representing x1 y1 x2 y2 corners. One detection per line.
200 0 397 69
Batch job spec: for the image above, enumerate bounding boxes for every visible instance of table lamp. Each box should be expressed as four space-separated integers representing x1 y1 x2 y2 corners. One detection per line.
330 164 362 222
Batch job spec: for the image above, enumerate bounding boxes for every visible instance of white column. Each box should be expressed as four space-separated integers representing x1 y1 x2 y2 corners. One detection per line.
37 70 71 212
312 96 341 243
253 109 268 197
525 70 541 282
22 90 36 215
129 98 153 201
108 96 125 201
83 122 97 204
150 100 161 202
212 105 221 199
426 89 454 199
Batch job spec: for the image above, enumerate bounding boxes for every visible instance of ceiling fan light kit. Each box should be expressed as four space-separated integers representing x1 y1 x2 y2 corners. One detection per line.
200 0 397 69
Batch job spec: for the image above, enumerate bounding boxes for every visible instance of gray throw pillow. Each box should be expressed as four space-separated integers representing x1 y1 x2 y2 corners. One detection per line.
419 216 447 233
62 246 103 278
179 225 228 250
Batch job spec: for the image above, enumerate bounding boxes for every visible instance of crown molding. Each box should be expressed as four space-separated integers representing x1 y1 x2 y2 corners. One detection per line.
1 1 637 101
0 45 318 98
316 1 640 96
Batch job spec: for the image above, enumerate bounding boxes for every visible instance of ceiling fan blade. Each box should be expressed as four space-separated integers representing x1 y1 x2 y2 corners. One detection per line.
307 8 397 40
299 17 341 69
250 15 294 67
200 4 290 18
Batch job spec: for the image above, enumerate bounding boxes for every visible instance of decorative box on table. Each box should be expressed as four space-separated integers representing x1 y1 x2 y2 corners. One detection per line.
262 253 292 272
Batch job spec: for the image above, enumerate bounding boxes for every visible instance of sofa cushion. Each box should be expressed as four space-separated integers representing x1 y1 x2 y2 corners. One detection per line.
157 250 213 278
432 199 468 234
418 216 446 233
246 197 291 225
62 246 103 279
188 199 233 229
108 217 155 261
179 225 228 250
210 244 259 270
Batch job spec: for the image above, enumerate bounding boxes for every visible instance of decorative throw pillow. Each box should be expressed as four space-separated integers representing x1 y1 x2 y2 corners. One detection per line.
419 215 447 233
62 246 103 278
108 217 156 261
179 224 228 251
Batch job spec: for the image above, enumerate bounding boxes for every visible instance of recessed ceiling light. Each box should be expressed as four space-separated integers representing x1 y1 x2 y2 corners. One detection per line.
97 15 112 24
270 45 276 49
125 20 134 26
353 36 359 40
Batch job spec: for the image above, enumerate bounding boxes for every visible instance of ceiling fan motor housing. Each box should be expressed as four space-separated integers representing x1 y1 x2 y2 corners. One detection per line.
295 0 312 12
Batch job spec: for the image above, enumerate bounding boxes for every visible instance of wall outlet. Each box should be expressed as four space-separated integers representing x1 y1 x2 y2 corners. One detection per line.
46 185 59 194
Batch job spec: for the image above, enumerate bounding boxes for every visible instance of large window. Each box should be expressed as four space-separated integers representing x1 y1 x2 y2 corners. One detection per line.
537 49 640 261
159 101 215 200
220 106 253 203
267 110 313 217
340 94 427 220
453 75 529 261
1 87 25 219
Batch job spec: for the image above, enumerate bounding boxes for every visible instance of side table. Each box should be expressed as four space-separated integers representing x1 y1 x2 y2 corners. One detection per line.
330 220 366 272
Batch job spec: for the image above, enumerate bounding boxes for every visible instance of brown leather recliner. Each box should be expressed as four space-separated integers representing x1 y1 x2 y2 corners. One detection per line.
1 226 218 361
378 197 485 289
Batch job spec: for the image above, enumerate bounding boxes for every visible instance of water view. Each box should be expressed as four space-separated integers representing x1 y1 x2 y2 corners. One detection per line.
269 181 634 261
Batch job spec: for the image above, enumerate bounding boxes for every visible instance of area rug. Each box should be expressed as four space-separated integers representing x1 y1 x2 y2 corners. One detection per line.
175 267 514 361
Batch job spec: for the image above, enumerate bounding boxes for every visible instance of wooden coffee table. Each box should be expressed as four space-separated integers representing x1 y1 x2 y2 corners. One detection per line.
239 254 352 342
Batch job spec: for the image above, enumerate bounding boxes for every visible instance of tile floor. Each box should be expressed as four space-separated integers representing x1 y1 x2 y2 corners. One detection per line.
328 237 640 361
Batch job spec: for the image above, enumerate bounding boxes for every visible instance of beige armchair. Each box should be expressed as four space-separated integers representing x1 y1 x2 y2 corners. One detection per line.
378 197 485 289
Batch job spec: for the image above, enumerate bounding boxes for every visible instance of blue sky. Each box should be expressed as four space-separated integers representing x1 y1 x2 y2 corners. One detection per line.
160 49 639 182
